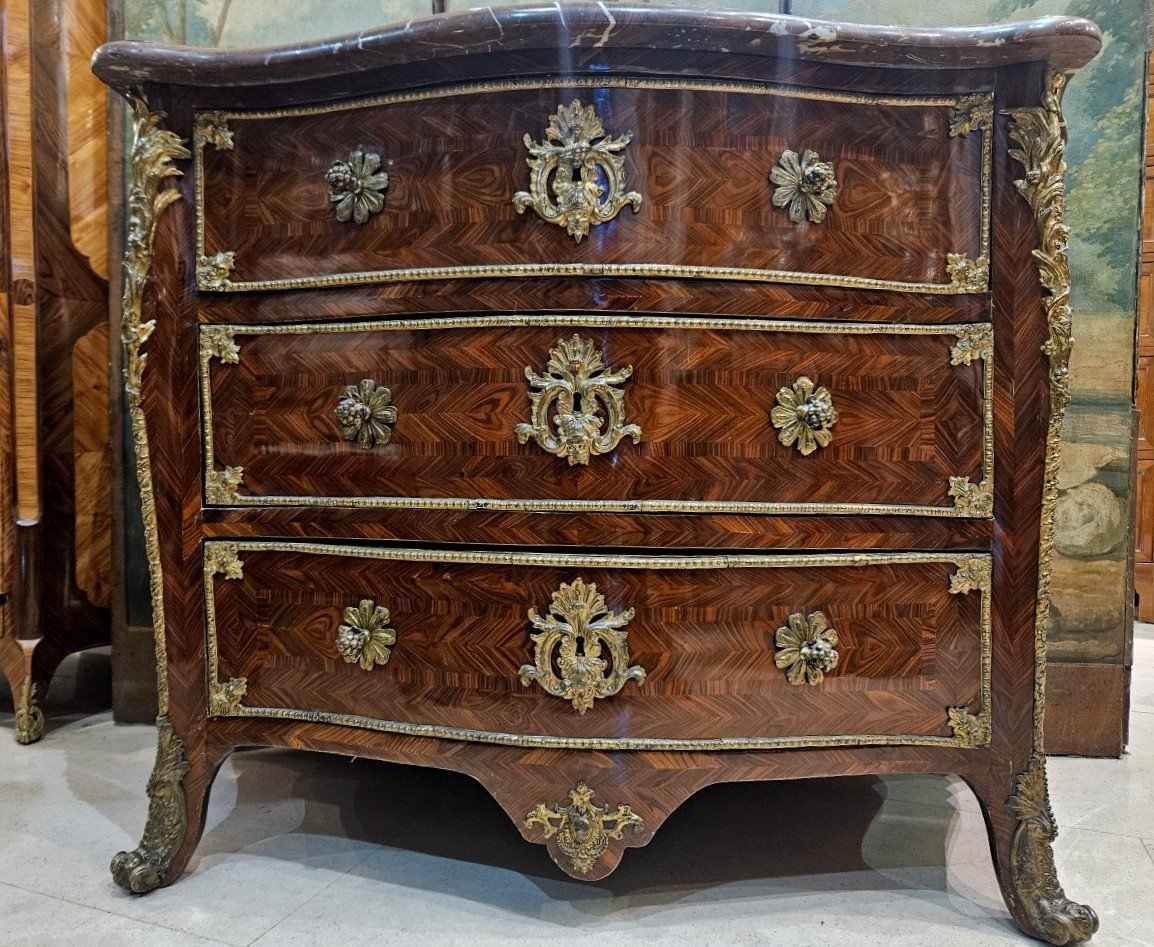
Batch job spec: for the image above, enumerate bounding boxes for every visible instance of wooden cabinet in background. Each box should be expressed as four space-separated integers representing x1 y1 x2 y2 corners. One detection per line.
1135 57 1154 624
0 0 112 743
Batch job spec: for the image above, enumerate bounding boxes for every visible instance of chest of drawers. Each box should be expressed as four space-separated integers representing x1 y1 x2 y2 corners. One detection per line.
95 6 1101 941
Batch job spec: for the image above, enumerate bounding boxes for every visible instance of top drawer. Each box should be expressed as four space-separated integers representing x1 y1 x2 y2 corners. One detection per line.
193 78 991 295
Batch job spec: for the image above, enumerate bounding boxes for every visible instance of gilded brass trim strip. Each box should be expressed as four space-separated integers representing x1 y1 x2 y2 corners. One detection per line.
203 312 986 337
199 313 993 518
203 542 993 752
207 77 967 123
124 103 191 716
193 78 991 295
1004 71 1074 754
196 262 984 296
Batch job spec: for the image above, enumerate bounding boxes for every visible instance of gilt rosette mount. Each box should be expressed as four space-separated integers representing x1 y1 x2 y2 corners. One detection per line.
771 377 838 456
335 599 397 671
524 782 644 876
326 148 389 224
336 379 398 448
520 578 646 714
516 334 641 466
513 100 642 242
775 610 839 686
770 149 838 224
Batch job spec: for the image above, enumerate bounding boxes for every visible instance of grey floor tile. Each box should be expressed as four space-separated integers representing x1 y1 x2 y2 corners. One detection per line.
0 718 376 946
1 643 1149 944
0 882 228 947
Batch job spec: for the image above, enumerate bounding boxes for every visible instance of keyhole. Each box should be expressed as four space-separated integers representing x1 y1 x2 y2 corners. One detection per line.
571 813 593 843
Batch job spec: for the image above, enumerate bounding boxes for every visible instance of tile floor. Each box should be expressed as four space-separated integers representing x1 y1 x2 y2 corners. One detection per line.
1 632 1152 946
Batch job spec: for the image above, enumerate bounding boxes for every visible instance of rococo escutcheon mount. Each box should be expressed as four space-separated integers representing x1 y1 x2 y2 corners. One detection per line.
94 6 1100 943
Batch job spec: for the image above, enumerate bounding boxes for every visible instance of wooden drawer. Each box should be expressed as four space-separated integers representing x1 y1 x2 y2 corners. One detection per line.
193 78 991 295
200 314 993 517
205 542 992 750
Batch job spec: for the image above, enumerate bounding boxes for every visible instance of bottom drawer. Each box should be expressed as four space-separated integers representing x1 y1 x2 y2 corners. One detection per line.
204 541 991 751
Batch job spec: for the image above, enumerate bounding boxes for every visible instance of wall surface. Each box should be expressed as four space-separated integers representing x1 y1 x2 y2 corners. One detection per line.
122 0 430 47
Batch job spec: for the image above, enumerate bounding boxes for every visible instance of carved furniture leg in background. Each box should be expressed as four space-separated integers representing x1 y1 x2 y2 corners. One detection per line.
111 718 228 893
0 634 71 744
0 636 40 744
966 758 1098 945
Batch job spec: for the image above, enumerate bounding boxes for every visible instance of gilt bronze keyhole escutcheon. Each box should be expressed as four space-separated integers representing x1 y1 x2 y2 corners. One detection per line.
515 334 641 466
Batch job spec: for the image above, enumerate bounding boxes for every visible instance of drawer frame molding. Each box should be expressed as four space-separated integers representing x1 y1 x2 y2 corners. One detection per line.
203 541 993 752
193 110 234 152
191 77 991 296
204 543 248 714
198 313 994 517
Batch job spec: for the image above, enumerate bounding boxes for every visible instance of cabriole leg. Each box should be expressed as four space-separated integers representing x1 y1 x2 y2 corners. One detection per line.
968 754 1098 945
111 717 225 893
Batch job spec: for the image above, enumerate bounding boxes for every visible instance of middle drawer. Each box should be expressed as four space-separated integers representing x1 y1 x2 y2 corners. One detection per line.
200 313 992 516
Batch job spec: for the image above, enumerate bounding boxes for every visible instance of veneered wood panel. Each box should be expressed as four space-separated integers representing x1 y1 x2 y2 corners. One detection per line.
0 0 111 743
211 544 986 744
73 321 111 608
206 318 988 512
1135 460 1154 564
1137 563 1154 623
1044 661 1127 757
5 0 39 523
1138 357 1153 455
1139 270 1154 356
63 0 108 279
